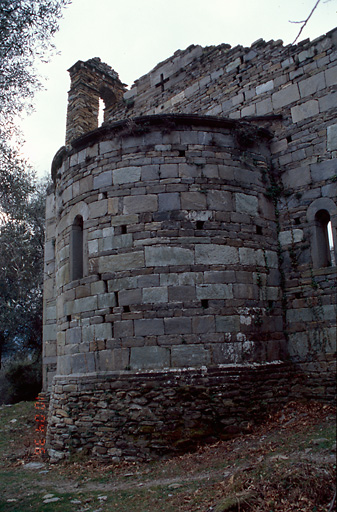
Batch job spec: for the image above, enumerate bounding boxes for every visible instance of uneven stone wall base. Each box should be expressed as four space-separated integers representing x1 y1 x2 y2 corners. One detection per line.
46 360 336 462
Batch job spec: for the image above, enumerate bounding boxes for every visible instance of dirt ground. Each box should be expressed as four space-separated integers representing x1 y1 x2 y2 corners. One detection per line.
0 400 336 511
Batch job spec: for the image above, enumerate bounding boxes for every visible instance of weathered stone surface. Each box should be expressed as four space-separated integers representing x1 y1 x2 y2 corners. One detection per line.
44 30 336 463
142 286 168 304
196 284 233 299
113 167 141 185
123 195 158 214
164 317 192 334
279 229 303 247
195 244 238 265
158 193 181 211
235 193 258 215
171 345 211 367
327 123 337 151
98 252 145 273
93 171 112 189
291 100 319 123
272 84 299 109
145 246 194 267
134 319 164 336
130 346 169 369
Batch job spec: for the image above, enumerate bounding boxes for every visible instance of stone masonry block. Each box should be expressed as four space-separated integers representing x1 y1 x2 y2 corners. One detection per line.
119 288 142 306
235 193 258 215
160 164 178 178
311 159 336 182
279 229 303 247
130 346 170 370
181 191 207 210
114 320 133 338
192 315 215 334
98 252 145 273
110 214 138 226
327 123 337 151
256 98 273 115
95 323 112 340
134 318 164 336
272 84 299 109
216 316 239 332
207 190 232 211
196 284 233 300
72 296 98 314
325 66 337 86
79 176 93 195
88 199 108 219
142 286 168 303
239 247 259 266
93 171 112 189
282 166 311 189
98 293 117 309
298 72 325 98
291 100 319 123
100 139 120 153
82 325 95 342
71 352 95 374
145 246 194 267
168 285 196 302
195 244 238 265
158 193 181 211
164 317 192 335
66 327 82 344
171 345 211 367
44 341 57 358
113 166 141 185
256 80 274 95
123 195 158 214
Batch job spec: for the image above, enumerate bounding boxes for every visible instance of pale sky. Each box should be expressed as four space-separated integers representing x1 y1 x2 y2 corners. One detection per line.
20 0 337 177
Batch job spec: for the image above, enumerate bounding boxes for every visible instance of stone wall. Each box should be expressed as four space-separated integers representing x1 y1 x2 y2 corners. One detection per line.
46 117 286 381
43 29 337 460
46 361 334 462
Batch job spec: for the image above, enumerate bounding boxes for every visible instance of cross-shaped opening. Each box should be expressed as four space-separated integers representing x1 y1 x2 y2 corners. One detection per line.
156 73 169 92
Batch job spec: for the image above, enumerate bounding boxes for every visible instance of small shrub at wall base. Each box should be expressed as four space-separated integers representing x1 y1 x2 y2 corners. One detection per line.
5 356 42 403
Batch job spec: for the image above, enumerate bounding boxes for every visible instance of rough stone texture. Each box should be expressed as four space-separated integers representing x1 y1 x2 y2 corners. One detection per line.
46 361 336 462
44 29 337 461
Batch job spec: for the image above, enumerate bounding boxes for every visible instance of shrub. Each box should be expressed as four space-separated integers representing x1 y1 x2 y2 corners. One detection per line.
5 356 42 403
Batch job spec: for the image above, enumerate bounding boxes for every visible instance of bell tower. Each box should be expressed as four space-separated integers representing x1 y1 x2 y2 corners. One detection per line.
65 57 125 146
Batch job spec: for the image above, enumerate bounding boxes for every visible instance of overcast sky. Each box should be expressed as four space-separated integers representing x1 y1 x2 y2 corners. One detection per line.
20 0 337 177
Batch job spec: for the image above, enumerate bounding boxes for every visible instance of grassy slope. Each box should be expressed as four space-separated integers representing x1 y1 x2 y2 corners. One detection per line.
0 400 335 512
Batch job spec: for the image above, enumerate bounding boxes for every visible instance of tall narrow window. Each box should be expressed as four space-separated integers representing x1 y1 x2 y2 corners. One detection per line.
327 220 336 266
71 215 83 280
98 98 105 127
315 210 333 268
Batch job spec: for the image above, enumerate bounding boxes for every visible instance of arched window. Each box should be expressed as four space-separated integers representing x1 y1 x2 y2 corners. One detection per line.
314 210 332 267
70 215 84 280
307 198 337 269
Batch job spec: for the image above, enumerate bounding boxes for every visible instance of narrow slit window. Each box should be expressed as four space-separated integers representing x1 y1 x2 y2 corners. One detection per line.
98 98 105 127
327 220 336 267
71 215 84 280
314 210 333 268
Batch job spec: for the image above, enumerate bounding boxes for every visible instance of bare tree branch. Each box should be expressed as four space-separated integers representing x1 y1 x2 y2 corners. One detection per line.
290 0 321 45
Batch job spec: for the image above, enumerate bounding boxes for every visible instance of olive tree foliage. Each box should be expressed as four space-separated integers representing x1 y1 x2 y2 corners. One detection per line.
0 0 70 209
0 0 69 366
0 179 47 366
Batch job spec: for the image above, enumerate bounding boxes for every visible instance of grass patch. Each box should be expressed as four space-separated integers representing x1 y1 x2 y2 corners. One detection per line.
0 400 335 512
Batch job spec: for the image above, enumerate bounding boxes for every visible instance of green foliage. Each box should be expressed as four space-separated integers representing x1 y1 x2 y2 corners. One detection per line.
0 1 68 368
5 356 42 403
0 179 48 365
0 0 70 124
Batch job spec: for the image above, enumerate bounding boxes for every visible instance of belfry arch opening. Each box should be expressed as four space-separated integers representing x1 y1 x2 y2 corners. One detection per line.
70 215 84 280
